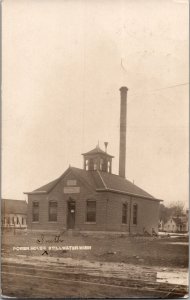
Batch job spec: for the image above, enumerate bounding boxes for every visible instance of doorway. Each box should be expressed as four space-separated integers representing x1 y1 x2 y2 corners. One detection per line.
67 201 75 229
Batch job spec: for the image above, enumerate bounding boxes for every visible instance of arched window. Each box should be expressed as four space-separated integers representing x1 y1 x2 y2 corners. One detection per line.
133 204 138 225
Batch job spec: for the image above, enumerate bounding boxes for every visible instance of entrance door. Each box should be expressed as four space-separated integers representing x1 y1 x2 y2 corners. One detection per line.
67 201 75 229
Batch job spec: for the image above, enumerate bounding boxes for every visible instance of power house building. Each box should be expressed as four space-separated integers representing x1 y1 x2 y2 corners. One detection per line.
25 87 162 234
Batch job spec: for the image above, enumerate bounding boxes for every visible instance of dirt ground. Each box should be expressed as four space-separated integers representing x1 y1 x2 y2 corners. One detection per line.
1 230 188 298
2 230 188 268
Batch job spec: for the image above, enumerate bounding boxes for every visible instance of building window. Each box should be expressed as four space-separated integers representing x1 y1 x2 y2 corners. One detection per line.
86 200 96 222
12 217 15 225
122 203 128 224
133 204 138 225
49 201 57 222
17 217 19 225
32 202 39 222
89 158 94 170
22 217 24 225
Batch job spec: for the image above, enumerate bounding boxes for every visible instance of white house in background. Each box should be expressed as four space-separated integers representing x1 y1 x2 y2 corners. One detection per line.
164 214 188 233
1 199 27 229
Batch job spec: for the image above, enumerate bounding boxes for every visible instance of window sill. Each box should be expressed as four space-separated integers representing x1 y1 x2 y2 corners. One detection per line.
32 221 39 223
85 222 96 224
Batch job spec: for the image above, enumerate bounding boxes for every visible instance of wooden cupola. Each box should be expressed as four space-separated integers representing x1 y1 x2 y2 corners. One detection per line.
82 143 114 173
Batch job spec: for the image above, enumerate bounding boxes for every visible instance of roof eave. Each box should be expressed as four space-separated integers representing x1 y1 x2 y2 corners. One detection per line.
24 191 47 195
81 152 114 158
24 167 72 195
3 211 27 215
96 188 163 202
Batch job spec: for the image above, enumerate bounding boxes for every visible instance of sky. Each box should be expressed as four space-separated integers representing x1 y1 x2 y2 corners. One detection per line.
2 0 189 207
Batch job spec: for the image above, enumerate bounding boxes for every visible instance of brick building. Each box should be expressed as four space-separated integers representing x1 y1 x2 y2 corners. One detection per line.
25 87 162 234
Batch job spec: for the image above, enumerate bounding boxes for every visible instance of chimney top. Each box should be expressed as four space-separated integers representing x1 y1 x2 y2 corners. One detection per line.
104 142 108 153
119 86 128 92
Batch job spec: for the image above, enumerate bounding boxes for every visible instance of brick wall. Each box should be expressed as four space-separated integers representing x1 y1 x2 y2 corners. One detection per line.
27 172 160 233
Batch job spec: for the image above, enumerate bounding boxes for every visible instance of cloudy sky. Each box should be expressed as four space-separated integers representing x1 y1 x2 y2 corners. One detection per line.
2 0 189 206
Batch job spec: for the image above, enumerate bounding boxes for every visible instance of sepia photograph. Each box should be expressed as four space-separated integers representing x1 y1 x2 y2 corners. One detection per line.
1 0 189 298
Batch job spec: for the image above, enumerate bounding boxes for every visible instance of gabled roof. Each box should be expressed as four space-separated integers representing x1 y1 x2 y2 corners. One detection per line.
1 199 27 214
25 167 161 201
33 177 61 193
82 145 114 158
25 167 97 195
95 171 155 199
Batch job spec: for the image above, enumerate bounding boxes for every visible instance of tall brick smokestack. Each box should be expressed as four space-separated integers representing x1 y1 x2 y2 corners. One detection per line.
119 86 128 178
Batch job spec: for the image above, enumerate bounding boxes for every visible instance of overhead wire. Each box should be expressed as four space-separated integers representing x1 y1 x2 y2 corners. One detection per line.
129 82 189 97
